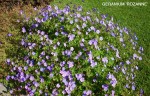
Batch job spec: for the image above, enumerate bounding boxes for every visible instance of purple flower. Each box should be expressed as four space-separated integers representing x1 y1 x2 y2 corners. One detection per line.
90 26 95 31
47 5 52 11
88 39 97 46
126 60 130 65
56 42 60 47
67 61 74 68
88 40 93 45
77 13 81 18
77 6 82 11
132 85 135 90
80 42 84 47
49 73 54 78
65 50 72 56
60 61 65 67
9 90 13 94
110 80 117 87
62 90 66 94
60 70 70 77
68 34 75 41
90 60 97 67
29 76 34 81
40 67 45 72
102 57 108 64
40 77 44 83
41 31 45 35
125 84 129 88
24 66 28 71
75 74 85 82
46 55 50 59
80 77 85 82
18 67 22 71
133 53 138 59
39 90 43 94
82 23 87 28
100 20 106 26
88 51 93 61
6 59 11 64
70 47 74 51
33 81 39 87
56 83 60 88
55 32 59 36
6 75 10 80
102 84 108 91
7 33 12 37
140 89 144 95
111 32 116 37
96 30 100 34
62 78 68 86
52 88 58 96
93 78 97 82
43 62 47 67
32 52 36 55
22 27 26 33
83 90 92 95
107 73 117 87
120 38 124 42
122 68 126 74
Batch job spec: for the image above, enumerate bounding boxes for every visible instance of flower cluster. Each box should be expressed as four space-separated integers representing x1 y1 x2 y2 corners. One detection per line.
5 5 143 96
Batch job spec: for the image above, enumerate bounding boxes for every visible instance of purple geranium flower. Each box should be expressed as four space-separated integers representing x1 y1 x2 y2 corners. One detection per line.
40 67 45 72
88 39 97 46
102 84 108 91
75 74 85 82
7 33 12 37
68 34 75 41
90 60 97 67
33 81 39 87
29 75 34 81
67 61 74 68
102 57 108 64
22 27 26 33
83 90 92 96
6 59 11 64
65 50 72 56
110 80 117 87
60 70 70 77
112 90 115 96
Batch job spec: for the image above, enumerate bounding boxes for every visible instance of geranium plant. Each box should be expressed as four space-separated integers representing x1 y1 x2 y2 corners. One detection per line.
5 5 143 96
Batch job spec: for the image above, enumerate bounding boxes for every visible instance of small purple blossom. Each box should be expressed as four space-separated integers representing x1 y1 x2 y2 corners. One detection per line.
33 81 39 87
67 61 74 68
75 74 85 82
29 76 34 81
83 90 92 96
7 33 12 37
111 90 115 96
68 34 75 41
6 59 11 64
102 84 108 91
102 57 108 64
22 27 26 33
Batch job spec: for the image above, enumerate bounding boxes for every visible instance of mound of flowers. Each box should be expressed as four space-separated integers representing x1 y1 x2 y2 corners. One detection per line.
5 5 143 95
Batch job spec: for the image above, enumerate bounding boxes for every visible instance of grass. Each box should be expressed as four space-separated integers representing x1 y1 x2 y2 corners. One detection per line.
0 0 150 95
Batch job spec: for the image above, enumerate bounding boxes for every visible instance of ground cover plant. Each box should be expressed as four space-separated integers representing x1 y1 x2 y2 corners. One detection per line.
4 4 145 95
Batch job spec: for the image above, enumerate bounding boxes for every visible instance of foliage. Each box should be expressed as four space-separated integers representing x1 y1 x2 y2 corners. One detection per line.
5 5 144 96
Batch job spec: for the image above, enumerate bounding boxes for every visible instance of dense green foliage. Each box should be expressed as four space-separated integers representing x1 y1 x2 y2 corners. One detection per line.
4 5 144 95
